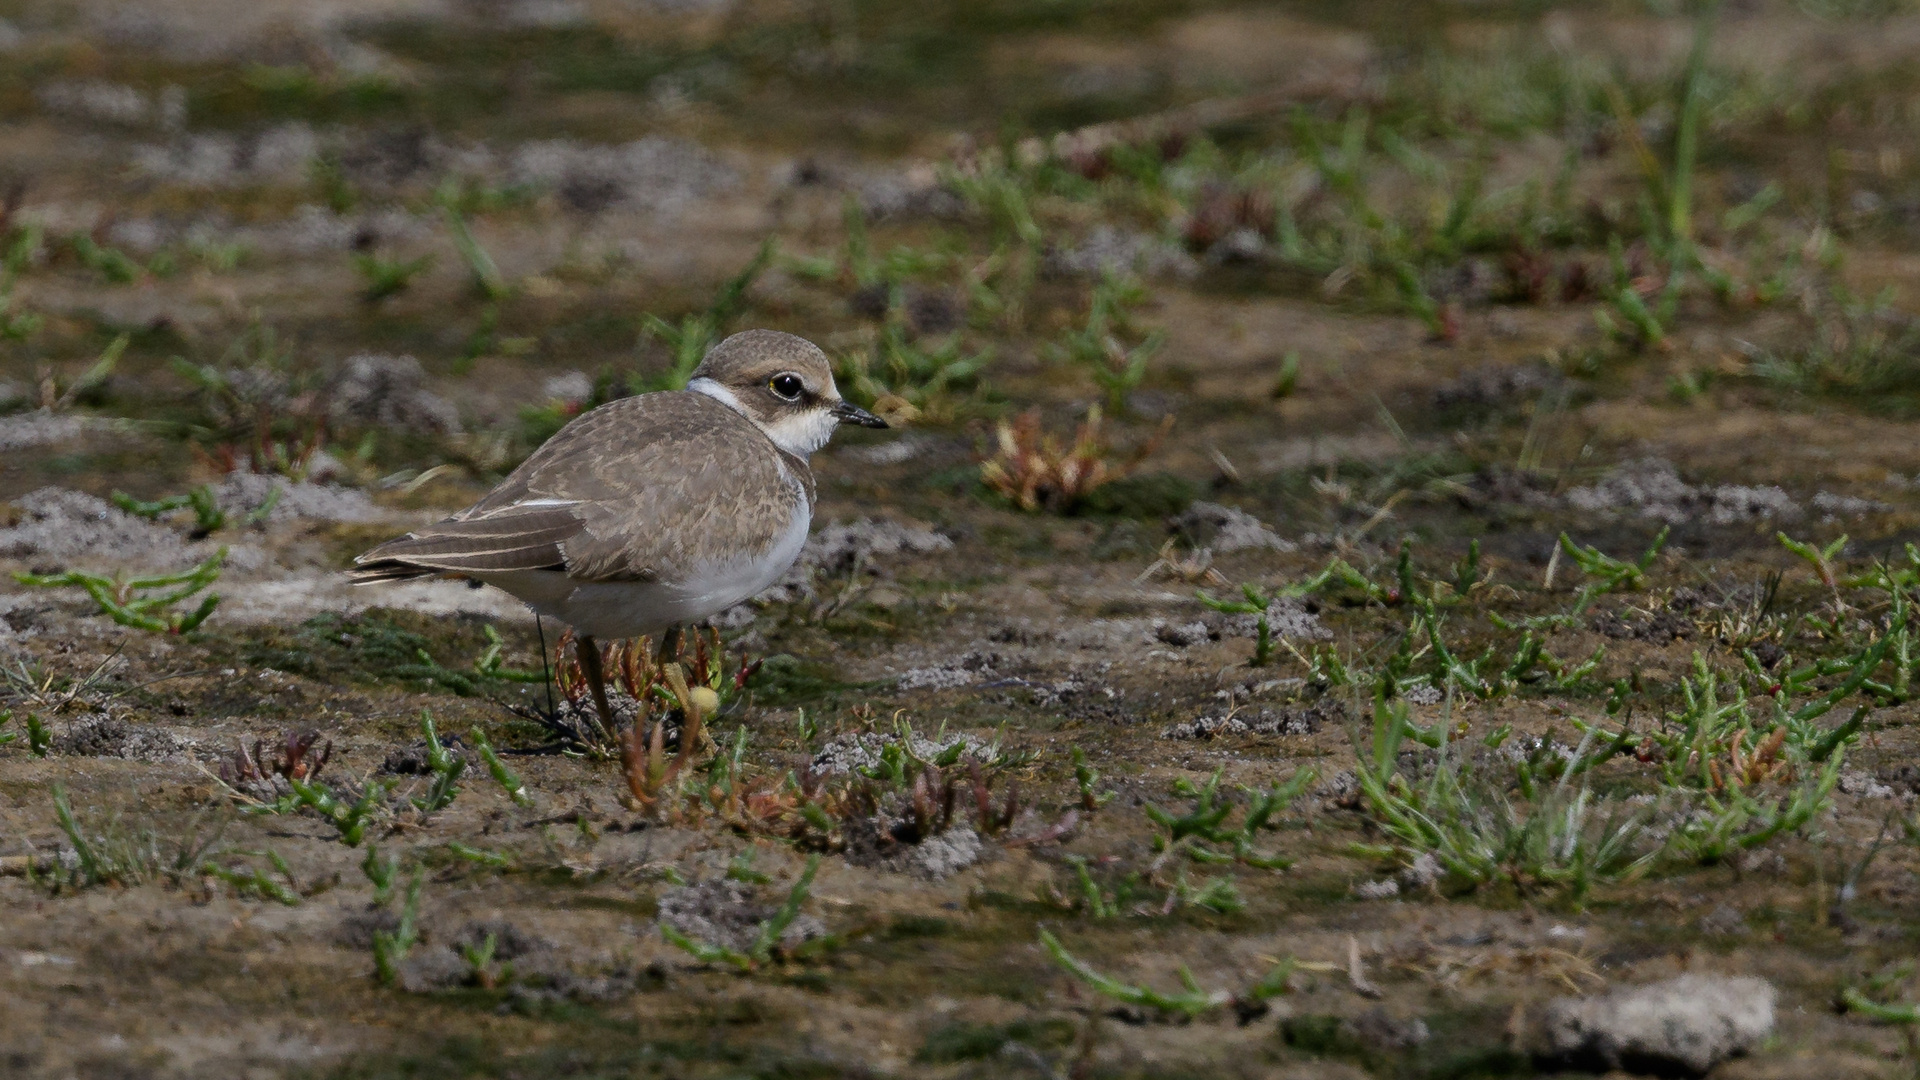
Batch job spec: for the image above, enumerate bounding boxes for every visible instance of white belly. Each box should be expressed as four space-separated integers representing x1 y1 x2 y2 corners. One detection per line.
476 494 811 639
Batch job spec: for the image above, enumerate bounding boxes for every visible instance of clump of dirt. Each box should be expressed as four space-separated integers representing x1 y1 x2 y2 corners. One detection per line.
1169 500 1296 552
1590 608 1694 642
1431 362 1556 410
1872 762 1920 797
393 948 470 994
334 127 459 191
503 964 662 1007
392 920 622 998
1522 973 1775 1074
0 592 51 641
1043 224 1200 280
134 124 319 186
1353 876 1402 899
506 137 740 217
802 518 954 575
0 414 104 453
379 735 475 775
212 471 388 524
1280 1007 1432 1063
1212 597 1330 642
811 728 999 774
0 487 201 569
1160 715 1246 739
1836 770 1897 799
1463 464 1561 508
453 919 551 961
1699 903 1746 936
36 79 183 128
1160 704 1327 740
1356 853 1446 898
53 714 195 762
1564 458 1803 525
1811 491 1891 520
843 814 994 877
907 825 984 878
1346 1007 1432 1052
893 649 1005 691
1152 619 1215 646
656 877 826 954
327 354 463 436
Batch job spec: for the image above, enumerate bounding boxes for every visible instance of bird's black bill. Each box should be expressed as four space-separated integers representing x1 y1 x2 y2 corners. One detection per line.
831 400 889 428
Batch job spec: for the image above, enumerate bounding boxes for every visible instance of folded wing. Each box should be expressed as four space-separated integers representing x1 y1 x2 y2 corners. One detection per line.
348 504 584 582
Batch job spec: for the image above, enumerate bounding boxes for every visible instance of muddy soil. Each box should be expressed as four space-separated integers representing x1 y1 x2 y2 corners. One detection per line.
7 1 1920 1077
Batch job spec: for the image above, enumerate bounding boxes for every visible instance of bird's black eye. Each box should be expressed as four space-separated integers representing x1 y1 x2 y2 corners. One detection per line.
769 373 804 400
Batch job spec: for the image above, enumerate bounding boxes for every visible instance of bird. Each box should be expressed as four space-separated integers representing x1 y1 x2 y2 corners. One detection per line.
349 328 887 729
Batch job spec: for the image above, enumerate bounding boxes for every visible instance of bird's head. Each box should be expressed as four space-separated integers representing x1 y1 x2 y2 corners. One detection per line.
688 329 887 458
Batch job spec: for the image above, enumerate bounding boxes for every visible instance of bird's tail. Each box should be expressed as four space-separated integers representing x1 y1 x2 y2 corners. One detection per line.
345 559 444 585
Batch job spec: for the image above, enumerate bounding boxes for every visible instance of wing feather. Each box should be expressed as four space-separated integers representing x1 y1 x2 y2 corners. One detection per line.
349 506 582 581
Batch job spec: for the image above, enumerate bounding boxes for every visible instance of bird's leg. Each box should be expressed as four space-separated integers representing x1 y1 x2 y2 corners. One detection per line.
655 624 683 667
534 615 556 721
575 634 616 736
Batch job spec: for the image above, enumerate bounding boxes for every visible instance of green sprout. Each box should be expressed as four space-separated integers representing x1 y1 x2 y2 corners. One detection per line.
68 232 144 284
1842 987 1920 1025
447 841 512 868
460 931 505 988
1048 272 1163 414
52 784 111 885
436 193 508 302
32 332 127 411
202 849 302 905
1144 768 1315 870
14 549 226 634
660 856 846 972
471 727 533 807
1271 351 1301 399
372 870 423 986
1496 528 1669 630
1196 583 1278 666
112 484 224 534
244 776 391 847
362 844 399 905
46 784 225 889
1779 531 1848 588
409 711 465 813
0 709 46 756
1039 930 1294 1020
1073 747 1111 811
112 485 280 536
471 625 547 683
353 252 435 303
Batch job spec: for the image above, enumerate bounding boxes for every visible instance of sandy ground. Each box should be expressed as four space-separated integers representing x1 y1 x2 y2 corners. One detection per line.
5 1 1920 1077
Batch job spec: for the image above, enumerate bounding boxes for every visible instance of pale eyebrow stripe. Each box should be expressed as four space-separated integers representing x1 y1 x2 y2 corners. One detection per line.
688 377 748 415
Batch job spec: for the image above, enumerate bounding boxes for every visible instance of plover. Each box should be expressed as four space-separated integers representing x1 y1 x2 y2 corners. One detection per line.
350 329 886 727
